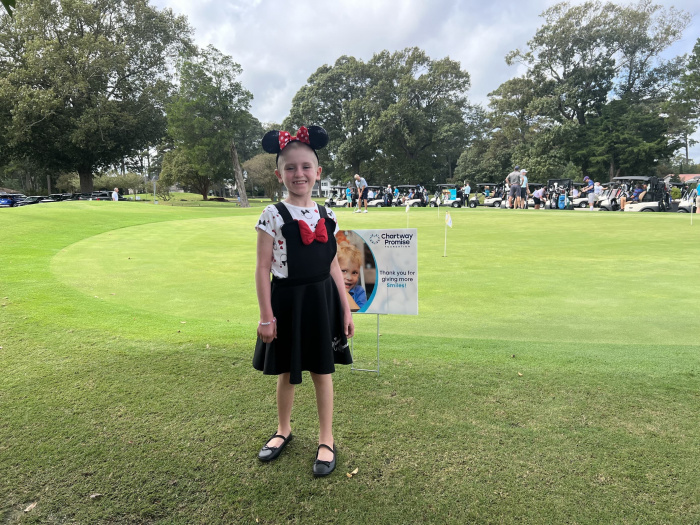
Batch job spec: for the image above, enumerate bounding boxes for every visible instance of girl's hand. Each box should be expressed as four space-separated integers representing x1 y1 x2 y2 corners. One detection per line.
344 310 354 339
257 320 277 343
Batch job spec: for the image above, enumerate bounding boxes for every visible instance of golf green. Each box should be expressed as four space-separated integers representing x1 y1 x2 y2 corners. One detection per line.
49 207 699 347
52 217 258 321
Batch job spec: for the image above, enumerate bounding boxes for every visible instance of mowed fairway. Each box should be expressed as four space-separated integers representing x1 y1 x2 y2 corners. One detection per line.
1 201 699 524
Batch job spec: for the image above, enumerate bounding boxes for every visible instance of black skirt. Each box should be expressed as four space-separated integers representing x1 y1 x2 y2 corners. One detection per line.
253 273 352 384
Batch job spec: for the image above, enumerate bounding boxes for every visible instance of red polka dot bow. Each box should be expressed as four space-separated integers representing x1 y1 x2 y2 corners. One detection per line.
297 218 328 245
278 126 310 151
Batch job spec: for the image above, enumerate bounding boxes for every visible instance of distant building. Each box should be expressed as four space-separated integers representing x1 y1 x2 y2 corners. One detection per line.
312 177 333 197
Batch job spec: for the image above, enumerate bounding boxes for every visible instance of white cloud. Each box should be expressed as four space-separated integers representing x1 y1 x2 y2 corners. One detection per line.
151 0 700 160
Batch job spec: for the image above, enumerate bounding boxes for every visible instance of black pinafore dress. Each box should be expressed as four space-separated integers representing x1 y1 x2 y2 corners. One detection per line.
253 203 352 384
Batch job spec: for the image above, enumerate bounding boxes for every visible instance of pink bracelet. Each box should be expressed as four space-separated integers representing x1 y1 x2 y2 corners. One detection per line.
258 318 276 326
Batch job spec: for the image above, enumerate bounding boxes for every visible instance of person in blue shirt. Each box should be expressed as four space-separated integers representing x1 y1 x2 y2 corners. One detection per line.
519 170 529 208
583 176 595 210
337 241 367 309
620 184 644 210
345 186 352 206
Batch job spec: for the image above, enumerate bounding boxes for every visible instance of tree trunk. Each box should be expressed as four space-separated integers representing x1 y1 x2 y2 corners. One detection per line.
229 138 250 207
78 167 94 193
608 159 615 182
47 174 52 195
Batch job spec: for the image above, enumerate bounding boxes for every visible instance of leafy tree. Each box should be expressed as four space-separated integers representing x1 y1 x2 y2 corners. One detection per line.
367 48 471 184
576 97 677 179
159 148 208 197
668 38 700 167
243 154 281 201
507 1 690 125
285 56 376 179
286 48 471 185
491 1 690 179
55 172 80 193
0 0 192 192
166 45 254 203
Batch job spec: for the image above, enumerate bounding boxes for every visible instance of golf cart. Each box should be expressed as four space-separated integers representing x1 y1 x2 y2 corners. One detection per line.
468 183 498 207
366 186 389 207
545 179 574 210
676 177 699 213
429 184 464 208
324 186 351 208
570 182 593 208
597 181 625 211
616 176 671 212
469 182 504 208
394 185 427 207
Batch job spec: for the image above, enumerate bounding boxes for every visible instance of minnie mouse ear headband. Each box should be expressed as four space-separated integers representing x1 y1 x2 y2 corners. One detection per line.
262 125 329 163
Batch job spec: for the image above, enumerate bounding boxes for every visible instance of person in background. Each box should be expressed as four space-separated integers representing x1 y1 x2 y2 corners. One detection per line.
532 185 545 209
593 181 603 209
112 187 119 201
464 181 471 206
583 176 595 210
519 170 529 209
505 165 521 209
354 174 369 213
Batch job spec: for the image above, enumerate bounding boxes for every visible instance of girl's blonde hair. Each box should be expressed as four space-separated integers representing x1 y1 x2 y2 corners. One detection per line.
337 241 362 267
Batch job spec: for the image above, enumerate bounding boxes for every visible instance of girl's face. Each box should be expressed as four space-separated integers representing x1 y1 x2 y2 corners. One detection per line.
339 259 360 290
276 144 321 200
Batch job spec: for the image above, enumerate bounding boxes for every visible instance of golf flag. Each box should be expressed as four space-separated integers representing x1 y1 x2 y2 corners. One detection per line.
445 211 452 228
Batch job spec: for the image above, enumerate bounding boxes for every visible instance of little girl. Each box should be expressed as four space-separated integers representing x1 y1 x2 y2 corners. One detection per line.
253 125 354 477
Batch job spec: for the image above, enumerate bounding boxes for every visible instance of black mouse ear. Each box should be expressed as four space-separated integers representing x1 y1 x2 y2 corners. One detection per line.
307 126 329 150
262 130 281 154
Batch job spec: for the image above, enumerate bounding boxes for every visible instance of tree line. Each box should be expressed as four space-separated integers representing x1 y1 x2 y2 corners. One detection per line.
1 0 699 202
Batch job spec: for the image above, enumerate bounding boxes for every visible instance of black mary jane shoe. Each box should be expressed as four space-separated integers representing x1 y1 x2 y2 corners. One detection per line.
258 432 292 462
312 443 336 477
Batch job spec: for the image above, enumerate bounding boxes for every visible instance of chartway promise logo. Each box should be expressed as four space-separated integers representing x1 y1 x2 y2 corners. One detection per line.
381 232 414 247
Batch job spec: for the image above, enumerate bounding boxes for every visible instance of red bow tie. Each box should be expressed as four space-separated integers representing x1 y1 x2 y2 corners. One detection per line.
279 126 310 151
297 218 328 245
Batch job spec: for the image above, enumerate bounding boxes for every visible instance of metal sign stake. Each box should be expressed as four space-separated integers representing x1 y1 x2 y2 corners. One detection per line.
350 314 380 374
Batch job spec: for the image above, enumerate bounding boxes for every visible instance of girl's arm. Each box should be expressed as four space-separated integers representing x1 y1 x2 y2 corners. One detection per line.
255 229 277 343
330 254 354 338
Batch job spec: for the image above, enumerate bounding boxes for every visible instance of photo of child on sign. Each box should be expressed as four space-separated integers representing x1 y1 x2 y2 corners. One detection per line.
335 231 376 312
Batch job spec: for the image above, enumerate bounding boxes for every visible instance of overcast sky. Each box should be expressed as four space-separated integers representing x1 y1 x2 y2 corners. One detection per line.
151 0 700 162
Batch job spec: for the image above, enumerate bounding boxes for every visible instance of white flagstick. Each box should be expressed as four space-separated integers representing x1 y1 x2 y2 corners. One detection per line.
692 189 695 225
406 202 410 227
443 219 447 257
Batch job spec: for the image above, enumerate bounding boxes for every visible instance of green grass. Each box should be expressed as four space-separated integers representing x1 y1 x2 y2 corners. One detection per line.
2 202 699 524
126 191 275 207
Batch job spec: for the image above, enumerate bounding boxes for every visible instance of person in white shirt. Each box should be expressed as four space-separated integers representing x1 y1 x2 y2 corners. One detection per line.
111 188 119 201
